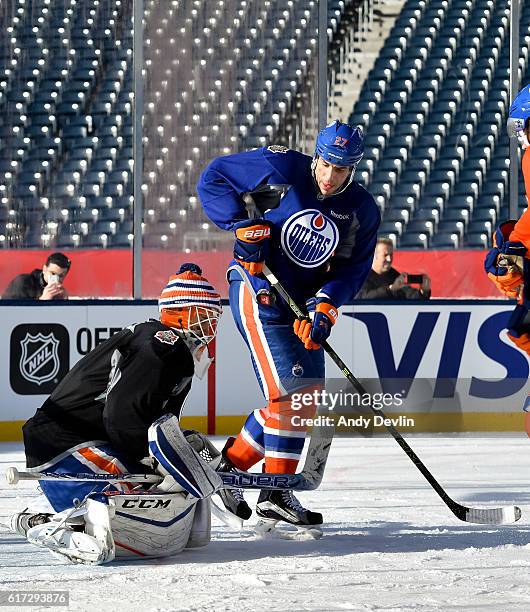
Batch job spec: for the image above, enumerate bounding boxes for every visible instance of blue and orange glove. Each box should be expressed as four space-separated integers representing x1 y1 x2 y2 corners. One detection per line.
233 218 272 276
508 332 530 355
484 220 526 298
506 303 530 356
293 298 338 350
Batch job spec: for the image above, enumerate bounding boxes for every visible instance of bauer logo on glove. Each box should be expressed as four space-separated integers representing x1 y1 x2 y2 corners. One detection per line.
233 218 272 276
237 226 271 242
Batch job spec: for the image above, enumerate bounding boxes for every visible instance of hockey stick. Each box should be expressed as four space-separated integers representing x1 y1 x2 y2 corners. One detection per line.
5 436 330 492
262 264 521 525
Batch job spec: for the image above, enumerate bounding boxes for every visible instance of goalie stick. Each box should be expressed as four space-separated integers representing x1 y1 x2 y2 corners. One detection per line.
243 185 521 526
5 425 332 492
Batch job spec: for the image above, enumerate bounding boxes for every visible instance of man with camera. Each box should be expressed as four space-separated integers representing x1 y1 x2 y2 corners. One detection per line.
2 252 71 300
357 237 431 299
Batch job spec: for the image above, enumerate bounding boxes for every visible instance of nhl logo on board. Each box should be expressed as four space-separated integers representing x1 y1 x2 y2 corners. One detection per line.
10 324 69 394
19 332 60 385
281 209 339 268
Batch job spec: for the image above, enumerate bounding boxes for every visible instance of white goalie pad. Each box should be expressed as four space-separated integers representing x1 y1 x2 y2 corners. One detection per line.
26 491 212 564
108 491 201 559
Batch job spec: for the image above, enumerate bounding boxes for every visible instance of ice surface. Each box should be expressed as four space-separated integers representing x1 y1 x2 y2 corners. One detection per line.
1 436 530 611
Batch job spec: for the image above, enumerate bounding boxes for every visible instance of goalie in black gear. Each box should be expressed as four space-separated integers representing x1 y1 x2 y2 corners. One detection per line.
10 264 234 564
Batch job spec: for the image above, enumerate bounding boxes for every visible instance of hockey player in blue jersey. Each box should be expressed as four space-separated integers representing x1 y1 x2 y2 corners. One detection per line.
198 121 380 535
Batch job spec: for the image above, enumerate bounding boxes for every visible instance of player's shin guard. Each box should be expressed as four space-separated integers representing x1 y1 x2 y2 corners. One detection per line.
263 402 307 474
226 409 265 470
148 414 222 498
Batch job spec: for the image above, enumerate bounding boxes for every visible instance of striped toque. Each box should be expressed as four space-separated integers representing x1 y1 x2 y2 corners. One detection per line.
158 263 222 313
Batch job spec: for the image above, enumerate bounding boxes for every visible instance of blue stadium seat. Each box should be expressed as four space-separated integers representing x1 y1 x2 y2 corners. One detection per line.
399 232 429 248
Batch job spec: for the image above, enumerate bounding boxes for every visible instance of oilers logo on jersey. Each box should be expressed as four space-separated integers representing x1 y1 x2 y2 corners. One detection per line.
281 209 339 268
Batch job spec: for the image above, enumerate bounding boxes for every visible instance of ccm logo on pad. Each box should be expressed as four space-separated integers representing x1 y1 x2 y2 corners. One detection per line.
121 499 172 509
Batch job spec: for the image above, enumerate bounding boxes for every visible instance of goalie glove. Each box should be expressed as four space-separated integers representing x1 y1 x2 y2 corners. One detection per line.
293 297 338 350
233 218 272 276
484 220 526 298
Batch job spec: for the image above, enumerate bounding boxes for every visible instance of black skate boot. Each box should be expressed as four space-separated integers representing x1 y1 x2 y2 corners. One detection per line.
215 438 252 520
10 511 53 537
255 489 323 539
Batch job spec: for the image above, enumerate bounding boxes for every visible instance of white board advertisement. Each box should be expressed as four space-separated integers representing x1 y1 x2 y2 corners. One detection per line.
1 301 527 431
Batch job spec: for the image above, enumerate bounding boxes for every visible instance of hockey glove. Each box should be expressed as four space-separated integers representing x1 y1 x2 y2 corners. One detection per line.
505 303 530 356
484 220 526 298
233 218 272 276
293 297 338 350
508 332 530 356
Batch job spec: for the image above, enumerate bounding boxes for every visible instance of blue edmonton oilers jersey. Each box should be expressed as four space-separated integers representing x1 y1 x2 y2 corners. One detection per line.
197 145 380 307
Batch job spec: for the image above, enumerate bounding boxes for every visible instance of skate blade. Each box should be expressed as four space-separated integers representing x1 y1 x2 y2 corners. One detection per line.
254 519 322 541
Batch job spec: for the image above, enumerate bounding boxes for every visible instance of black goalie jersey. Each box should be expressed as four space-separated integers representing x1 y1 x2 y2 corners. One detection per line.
23 320 195 468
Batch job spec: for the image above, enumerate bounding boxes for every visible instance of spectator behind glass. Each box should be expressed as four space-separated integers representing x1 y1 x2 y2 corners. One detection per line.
2 252 71 300
356 238 431 300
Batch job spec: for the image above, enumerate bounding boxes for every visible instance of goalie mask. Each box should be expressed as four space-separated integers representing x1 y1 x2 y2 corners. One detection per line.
158 263 222 378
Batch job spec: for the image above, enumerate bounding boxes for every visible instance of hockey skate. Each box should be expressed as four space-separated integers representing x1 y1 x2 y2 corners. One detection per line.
10 511 52 537
25 499 114 565
10 508 110 565
255 489 323 540
26 522 111 565
215 437 252 521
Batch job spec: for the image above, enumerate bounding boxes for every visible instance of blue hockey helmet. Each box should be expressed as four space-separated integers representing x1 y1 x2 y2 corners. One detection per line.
507 84 530 138
314 120 364 167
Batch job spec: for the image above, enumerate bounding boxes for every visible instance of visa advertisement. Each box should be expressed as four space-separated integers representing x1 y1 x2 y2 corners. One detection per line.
0 301 527 437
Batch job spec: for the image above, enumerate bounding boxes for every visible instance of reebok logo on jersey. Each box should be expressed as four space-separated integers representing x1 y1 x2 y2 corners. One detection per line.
329 210 351 220
281 210 339 268
154 330 179 345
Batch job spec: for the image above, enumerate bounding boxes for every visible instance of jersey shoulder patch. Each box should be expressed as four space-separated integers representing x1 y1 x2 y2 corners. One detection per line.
267 144 290 154
154 329 180 345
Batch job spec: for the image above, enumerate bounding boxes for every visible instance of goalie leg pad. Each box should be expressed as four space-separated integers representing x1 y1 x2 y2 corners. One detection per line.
185 497 211 549
102 491 200 558
148 414 222 499
25 492 207 562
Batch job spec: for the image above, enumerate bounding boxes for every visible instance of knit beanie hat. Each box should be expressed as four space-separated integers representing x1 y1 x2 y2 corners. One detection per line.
158 263 222 314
